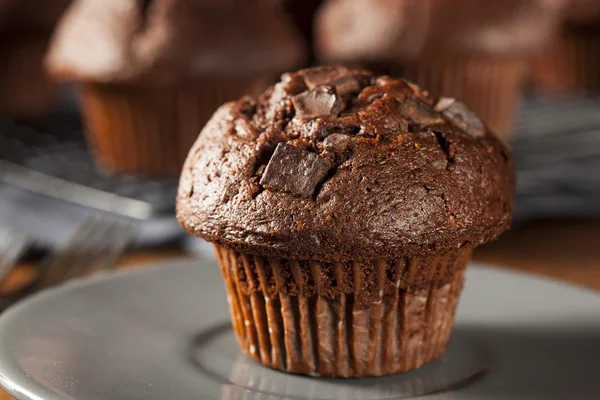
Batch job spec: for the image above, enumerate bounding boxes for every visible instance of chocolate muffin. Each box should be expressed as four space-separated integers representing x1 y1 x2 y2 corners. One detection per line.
177 65 515 377
0 0 70 119
532 0 600 94
316 0 565 140
46 0 306 176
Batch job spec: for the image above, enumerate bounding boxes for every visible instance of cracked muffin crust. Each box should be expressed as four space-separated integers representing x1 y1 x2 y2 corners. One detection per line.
176 65 515 262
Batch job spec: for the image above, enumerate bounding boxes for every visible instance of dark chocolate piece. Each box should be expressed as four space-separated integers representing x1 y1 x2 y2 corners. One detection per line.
435 98 486 138
322 133 351 153
281 72 309 95
329 76 361 96
434 97 455 112
397 98 443 125
292 86 343 120
259 143 332 198
299 65 352 89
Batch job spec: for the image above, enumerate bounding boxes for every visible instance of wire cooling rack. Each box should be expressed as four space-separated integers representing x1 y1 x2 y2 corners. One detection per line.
512 94 600 222
0 116 178 219
0 92 598 248
0 113 182 248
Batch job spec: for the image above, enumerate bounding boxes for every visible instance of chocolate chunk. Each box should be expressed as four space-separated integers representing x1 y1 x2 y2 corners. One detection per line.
280 72 308 95
292 86 343 120
405 81 421 95
435 97 486 138
260 143 332 198
397 98 443 125
375 76 394 87
357 85 385 104
329 76 361 96
434 97 455 112
299 65 352 89
322 133 351 153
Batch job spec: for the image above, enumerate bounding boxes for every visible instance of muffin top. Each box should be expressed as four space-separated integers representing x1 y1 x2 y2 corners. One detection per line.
46 0 306 84
0 0 70 34
177 65 515 262
315 0 433 62
316 0 566 61
564 0 600 25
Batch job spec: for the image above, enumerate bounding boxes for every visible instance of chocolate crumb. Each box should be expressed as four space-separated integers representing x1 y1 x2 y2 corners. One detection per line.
435 98 486 138
428 159 448 170
255 164 266 177
322 133 351 153
260 143 332 198
292 86 343 120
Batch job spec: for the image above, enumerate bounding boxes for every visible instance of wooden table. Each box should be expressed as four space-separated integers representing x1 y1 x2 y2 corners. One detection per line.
0 220 598 399
474 220 600 291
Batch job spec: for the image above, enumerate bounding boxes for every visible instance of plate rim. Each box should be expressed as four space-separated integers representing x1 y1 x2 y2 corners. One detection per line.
0 258 598 400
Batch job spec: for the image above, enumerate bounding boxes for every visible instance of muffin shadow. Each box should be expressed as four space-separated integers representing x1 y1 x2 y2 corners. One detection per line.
454 324 600 399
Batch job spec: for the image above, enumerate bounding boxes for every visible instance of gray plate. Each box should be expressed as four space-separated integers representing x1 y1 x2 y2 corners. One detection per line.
0 259 599 400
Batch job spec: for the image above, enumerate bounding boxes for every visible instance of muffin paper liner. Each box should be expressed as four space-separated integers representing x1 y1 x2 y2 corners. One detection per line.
80 77 269 176
532 29 600 94
0 36 56 119
395 55 527 141
213 244 470 378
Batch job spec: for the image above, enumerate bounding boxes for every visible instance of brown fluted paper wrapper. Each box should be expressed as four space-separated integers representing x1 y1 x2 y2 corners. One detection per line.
0 36 57 119
213 244 470 378
395 55 527 142
80 77 269 176
532 29 600 95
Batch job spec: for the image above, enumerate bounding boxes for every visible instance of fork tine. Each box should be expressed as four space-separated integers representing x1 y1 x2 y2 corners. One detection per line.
38 218 132 289
57 219 116 281
63 220 133 279
95 222 133 270
38 219 104 286
40 219 113 287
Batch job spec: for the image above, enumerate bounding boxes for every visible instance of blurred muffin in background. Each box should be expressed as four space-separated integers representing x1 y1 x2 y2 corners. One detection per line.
0 0 70 119
316 0 565 140
46 0 306 177
532 0 600 94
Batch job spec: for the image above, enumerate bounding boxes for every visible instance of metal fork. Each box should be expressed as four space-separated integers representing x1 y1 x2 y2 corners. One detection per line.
35 217 133 290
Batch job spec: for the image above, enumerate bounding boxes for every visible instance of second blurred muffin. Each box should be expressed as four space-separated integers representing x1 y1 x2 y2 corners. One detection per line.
316 0 565 140
46 0 306 176
532 0 600 94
